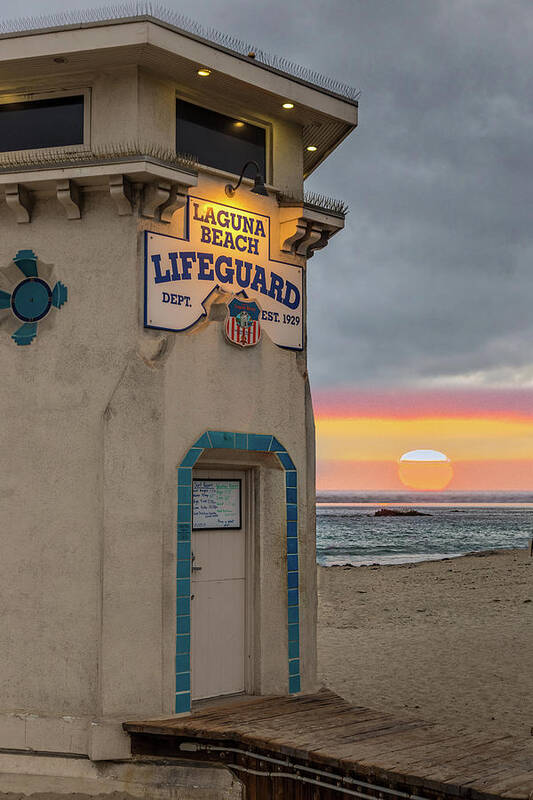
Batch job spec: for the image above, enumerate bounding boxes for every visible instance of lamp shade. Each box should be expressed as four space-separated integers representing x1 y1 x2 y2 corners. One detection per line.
251 173 268 196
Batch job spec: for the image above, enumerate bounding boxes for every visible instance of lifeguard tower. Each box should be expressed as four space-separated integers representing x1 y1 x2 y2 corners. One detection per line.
0 7 357 798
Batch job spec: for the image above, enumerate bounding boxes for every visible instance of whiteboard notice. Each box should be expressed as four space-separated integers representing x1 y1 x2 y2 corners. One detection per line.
193 480 241 530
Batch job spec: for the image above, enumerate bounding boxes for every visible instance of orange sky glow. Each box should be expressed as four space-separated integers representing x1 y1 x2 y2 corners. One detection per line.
314 389 533 491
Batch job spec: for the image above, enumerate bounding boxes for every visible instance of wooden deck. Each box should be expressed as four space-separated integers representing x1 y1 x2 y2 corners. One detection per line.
124 689 533 800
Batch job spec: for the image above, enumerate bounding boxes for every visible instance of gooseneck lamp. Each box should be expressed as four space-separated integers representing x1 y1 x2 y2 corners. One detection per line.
225 160 268 198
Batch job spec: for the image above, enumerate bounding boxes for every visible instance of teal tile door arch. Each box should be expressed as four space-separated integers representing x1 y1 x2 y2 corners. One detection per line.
176 431 300 713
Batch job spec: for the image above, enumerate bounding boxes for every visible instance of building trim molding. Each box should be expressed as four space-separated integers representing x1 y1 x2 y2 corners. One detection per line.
175 431 301 714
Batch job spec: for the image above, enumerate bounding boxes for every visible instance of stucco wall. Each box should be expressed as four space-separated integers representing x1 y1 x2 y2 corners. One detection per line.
0 160 317 723
0 191 138 716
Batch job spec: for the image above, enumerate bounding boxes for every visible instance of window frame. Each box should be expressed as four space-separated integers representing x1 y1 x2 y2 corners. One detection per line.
0 87 91 157
175 93 272 184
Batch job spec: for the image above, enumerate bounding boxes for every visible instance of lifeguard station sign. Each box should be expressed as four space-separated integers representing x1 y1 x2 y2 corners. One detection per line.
144 197 303 350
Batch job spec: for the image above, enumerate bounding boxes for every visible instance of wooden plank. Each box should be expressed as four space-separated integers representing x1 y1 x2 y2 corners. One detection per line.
396 733 514 766
131 701 389 749
499 777 533 799
338 728 480 768
126 693 334 734
127 691 356 732
230 722 395 762
339 731 496 774
160 704 315 738
125 695 276 730
229 707 398 744
220 696 357 732
239 717 430 765
125 690 533 800
438 740 533 777
422 752 533 788
189 706 399 759
465 765 533 794
306 721 437 766
187 694 348 733
387 735 521 775
364 725 526 770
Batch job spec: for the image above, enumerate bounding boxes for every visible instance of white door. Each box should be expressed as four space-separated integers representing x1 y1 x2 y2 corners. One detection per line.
191 471 248 700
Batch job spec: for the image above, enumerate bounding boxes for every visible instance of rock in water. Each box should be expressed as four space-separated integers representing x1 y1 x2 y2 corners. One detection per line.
373 508 432 517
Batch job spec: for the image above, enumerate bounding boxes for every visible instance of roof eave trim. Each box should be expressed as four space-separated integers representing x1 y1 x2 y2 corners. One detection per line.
0 12 359 109
304 123 358 179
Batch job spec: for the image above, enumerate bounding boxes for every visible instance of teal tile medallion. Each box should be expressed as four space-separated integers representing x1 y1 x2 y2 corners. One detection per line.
175 432 300 713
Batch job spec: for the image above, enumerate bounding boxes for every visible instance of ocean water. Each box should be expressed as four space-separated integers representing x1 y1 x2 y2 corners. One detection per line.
316 491 533 566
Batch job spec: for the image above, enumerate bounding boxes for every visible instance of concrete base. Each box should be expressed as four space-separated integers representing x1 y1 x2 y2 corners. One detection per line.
0 753 242 799
0 713 89 756
0 712 132 761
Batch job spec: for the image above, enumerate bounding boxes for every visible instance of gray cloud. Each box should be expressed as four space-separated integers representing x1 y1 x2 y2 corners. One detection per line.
3 0 532 389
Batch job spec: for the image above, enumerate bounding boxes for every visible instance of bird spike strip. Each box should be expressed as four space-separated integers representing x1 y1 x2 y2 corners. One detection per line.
303 191 349 216
0 141 198 173
281 191 349 217
0 2 360 104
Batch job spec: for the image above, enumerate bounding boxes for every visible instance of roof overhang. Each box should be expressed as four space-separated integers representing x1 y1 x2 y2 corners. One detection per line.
0 16 358 177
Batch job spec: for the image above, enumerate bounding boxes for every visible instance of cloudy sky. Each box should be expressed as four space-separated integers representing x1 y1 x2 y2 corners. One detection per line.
4 0 532 487
4 0 531 390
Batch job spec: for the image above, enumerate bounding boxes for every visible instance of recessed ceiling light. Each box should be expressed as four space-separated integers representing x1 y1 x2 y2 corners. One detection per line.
197 68 211 77
234 121 245 128
282 102 294 109
306 145 318 152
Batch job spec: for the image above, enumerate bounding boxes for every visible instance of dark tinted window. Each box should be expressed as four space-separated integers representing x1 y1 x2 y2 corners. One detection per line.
0 95 84 152
176 99 266 176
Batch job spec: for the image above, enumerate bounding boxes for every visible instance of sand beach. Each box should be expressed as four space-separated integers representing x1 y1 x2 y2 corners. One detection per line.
318 548 533 740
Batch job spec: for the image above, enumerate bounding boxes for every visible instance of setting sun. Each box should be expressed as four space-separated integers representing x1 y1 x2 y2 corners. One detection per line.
398 449 454 491
313 388 533 491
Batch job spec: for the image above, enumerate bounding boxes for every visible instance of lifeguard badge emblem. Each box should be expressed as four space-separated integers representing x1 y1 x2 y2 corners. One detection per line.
225 298 261 348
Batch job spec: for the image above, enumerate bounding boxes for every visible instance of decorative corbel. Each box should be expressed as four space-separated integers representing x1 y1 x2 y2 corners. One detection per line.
5 183 32 224
160 186 187 223
56 179 81 220
280 218 308 253
307 229 330 259
142 180 171 219
109 175 133 216
279 202 345 258
295 223 323 256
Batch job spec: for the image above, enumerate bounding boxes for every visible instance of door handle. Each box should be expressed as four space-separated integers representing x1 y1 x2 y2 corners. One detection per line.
191 552 202 571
